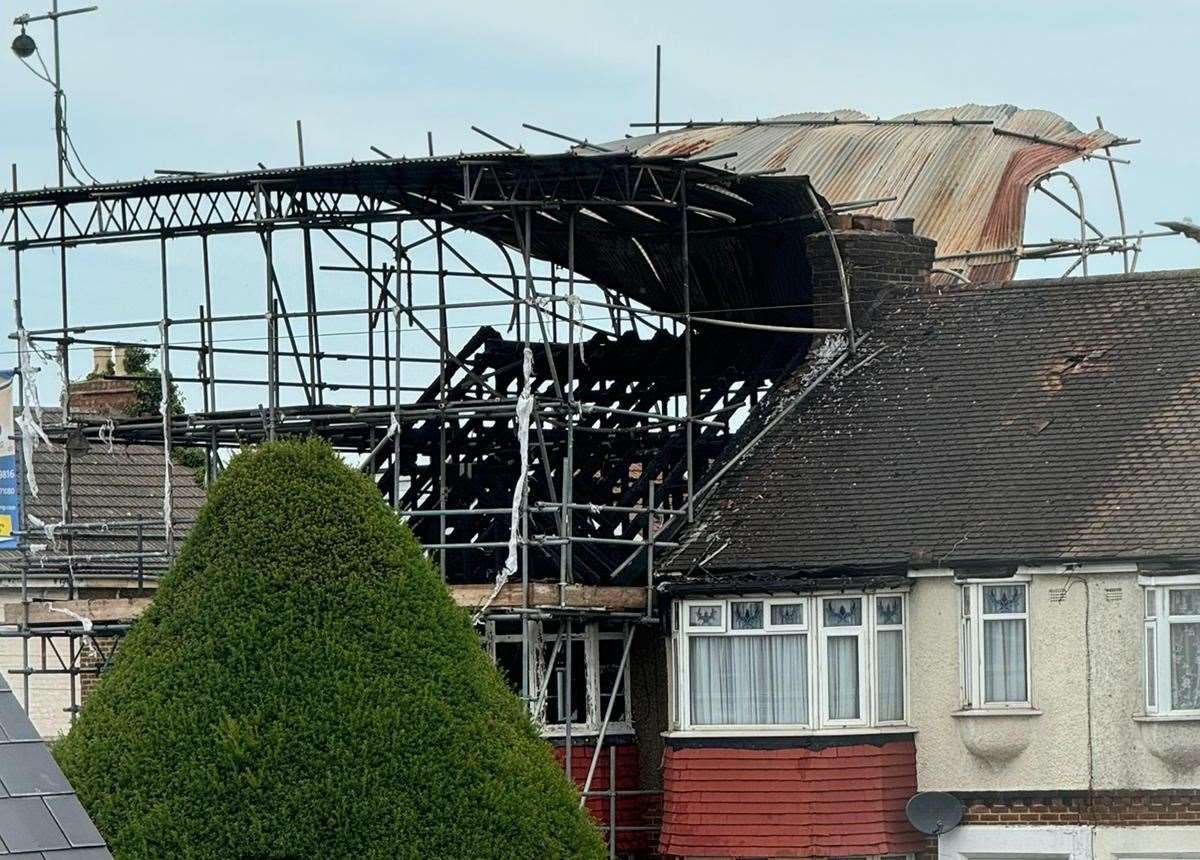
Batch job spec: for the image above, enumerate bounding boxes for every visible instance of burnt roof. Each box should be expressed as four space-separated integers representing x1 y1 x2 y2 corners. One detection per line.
666 269 1200 580
0 672 111 857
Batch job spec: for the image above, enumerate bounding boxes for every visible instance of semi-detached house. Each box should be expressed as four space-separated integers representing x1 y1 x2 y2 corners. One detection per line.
653 229 1200 858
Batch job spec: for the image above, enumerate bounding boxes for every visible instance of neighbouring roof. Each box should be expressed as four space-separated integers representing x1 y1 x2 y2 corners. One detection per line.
0 672 111 857
614 105 1124 282
0 439 205 578
666 269 1200 580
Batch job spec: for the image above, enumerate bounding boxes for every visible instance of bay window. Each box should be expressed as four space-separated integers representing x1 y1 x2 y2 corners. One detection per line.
674 592 907 732
959 580 1031 709
1143 584 1200 716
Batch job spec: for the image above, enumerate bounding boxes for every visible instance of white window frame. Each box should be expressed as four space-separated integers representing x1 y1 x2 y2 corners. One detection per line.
1142 582 1200 718
673 590 908 733
485 619 634 737
819 595 868 728
959 578 1033 710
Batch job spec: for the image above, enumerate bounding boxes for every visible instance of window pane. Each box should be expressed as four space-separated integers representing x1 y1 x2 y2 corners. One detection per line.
688 634 807 726
1169 589 1200 617
877 629 905 721
962 586 971 617
1170 622 1200 710
688 604 722 628
877 596 903 626
824 598 862 627
598 637 628 722
1146 589 1157 619
1145 626 1157 709
731 601 764 631
983 618 1027 702
827 636 860 719
770 602 805 627
982 584 1026 615
495 641 524 696
543 637 587 725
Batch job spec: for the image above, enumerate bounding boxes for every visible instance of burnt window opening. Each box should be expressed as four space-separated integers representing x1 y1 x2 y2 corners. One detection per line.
483 618 633 736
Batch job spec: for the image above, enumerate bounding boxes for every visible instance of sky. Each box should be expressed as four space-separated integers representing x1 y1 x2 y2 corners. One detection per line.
1 0 1199 403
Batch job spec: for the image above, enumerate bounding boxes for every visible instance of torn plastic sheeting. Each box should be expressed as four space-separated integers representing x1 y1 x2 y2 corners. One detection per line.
45 604 93 633
473 346 534 624
15 328 52 497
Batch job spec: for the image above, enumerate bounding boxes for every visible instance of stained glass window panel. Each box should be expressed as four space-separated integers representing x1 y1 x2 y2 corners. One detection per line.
877 596 903 626
731 601 764 630
982 584 1026 615
824 597 862 627
688 604 722 628
770 602 806 627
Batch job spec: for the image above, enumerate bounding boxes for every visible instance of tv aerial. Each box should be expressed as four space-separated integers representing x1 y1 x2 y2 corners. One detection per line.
906 791 965 837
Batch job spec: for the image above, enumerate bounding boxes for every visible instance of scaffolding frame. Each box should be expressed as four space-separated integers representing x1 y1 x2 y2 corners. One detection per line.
1 149 849 856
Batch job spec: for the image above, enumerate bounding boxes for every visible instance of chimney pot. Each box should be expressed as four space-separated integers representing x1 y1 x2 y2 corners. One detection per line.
91 346 112 377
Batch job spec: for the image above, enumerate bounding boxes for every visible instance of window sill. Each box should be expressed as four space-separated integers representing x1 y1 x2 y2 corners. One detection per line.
1133 713 1200 723
951 708 1042 718
663 725 917 739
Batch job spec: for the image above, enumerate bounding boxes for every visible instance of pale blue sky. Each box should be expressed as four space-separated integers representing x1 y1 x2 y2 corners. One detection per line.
2 0 1198 402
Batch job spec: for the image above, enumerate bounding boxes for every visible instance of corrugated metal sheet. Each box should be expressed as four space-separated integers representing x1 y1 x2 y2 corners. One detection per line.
611 105 1121 281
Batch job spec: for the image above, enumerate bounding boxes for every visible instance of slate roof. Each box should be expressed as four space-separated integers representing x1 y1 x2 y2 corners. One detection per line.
0 438 205 577
666 269 1200 579
0 673 110 857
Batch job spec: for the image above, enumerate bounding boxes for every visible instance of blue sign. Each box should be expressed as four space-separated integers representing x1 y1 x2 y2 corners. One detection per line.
0 370 17 549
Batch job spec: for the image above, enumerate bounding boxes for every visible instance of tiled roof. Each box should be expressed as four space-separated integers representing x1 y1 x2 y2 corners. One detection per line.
667 269 1200 577
659 740 922 857
0 441 204 576
0 673 110 857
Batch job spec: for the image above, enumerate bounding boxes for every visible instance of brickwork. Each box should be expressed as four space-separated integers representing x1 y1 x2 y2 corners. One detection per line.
958 790 1200 826
805 216 937 333
911 791 1200 858
78 635 119 707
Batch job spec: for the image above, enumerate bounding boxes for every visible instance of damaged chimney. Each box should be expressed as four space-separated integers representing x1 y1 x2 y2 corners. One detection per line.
806 215 937 333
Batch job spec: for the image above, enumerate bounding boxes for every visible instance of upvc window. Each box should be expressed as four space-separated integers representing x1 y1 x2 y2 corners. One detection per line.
485 619 633 735
1143 585 1200 716
674 592 907 732
960 581 1031 708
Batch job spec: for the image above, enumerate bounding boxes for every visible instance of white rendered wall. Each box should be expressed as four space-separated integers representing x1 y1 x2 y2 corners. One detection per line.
909 571 1200 791
941 824 1200 859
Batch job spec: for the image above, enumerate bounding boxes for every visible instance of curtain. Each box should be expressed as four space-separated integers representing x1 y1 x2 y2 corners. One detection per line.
877 630 904 721
689 634 807 725
1171 622 1200 710
827 636 859 720
984 619 1027 703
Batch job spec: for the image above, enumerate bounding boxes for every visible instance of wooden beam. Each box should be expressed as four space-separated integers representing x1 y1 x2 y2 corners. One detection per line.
4 584 648 627
448 584 648 611
4 597 152 627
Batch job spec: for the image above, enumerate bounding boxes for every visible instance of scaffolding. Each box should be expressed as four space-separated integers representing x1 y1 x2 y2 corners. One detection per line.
0 148 851 855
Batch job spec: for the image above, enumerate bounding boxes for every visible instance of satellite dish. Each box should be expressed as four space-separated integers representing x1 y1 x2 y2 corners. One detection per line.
906 791 965 836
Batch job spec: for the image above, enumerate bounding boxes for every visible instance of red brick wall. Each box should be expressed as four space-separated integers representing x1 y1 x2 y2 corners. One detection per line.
958 790 1200 826
659 738 924 859
554 739 656 856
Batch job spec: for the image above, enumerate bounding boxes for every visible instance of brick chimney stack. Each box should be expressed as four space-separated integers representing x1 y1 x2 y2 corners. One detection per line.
806 215 937 334
68 346 138 417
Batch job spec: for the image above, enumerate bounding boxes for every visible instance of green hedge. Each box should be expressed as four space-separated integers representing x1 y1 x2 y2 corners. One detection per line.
55 438 605 859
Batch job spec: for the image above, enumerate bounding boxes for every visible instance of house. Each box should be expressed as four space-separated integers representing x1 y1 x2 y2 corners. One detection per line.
655 224 1200 858
0 348 206 738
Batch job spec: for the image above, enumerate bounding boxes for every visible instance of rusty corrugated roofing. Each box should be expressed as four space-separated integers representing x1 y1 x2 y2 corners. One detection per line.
611 105 1122 281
